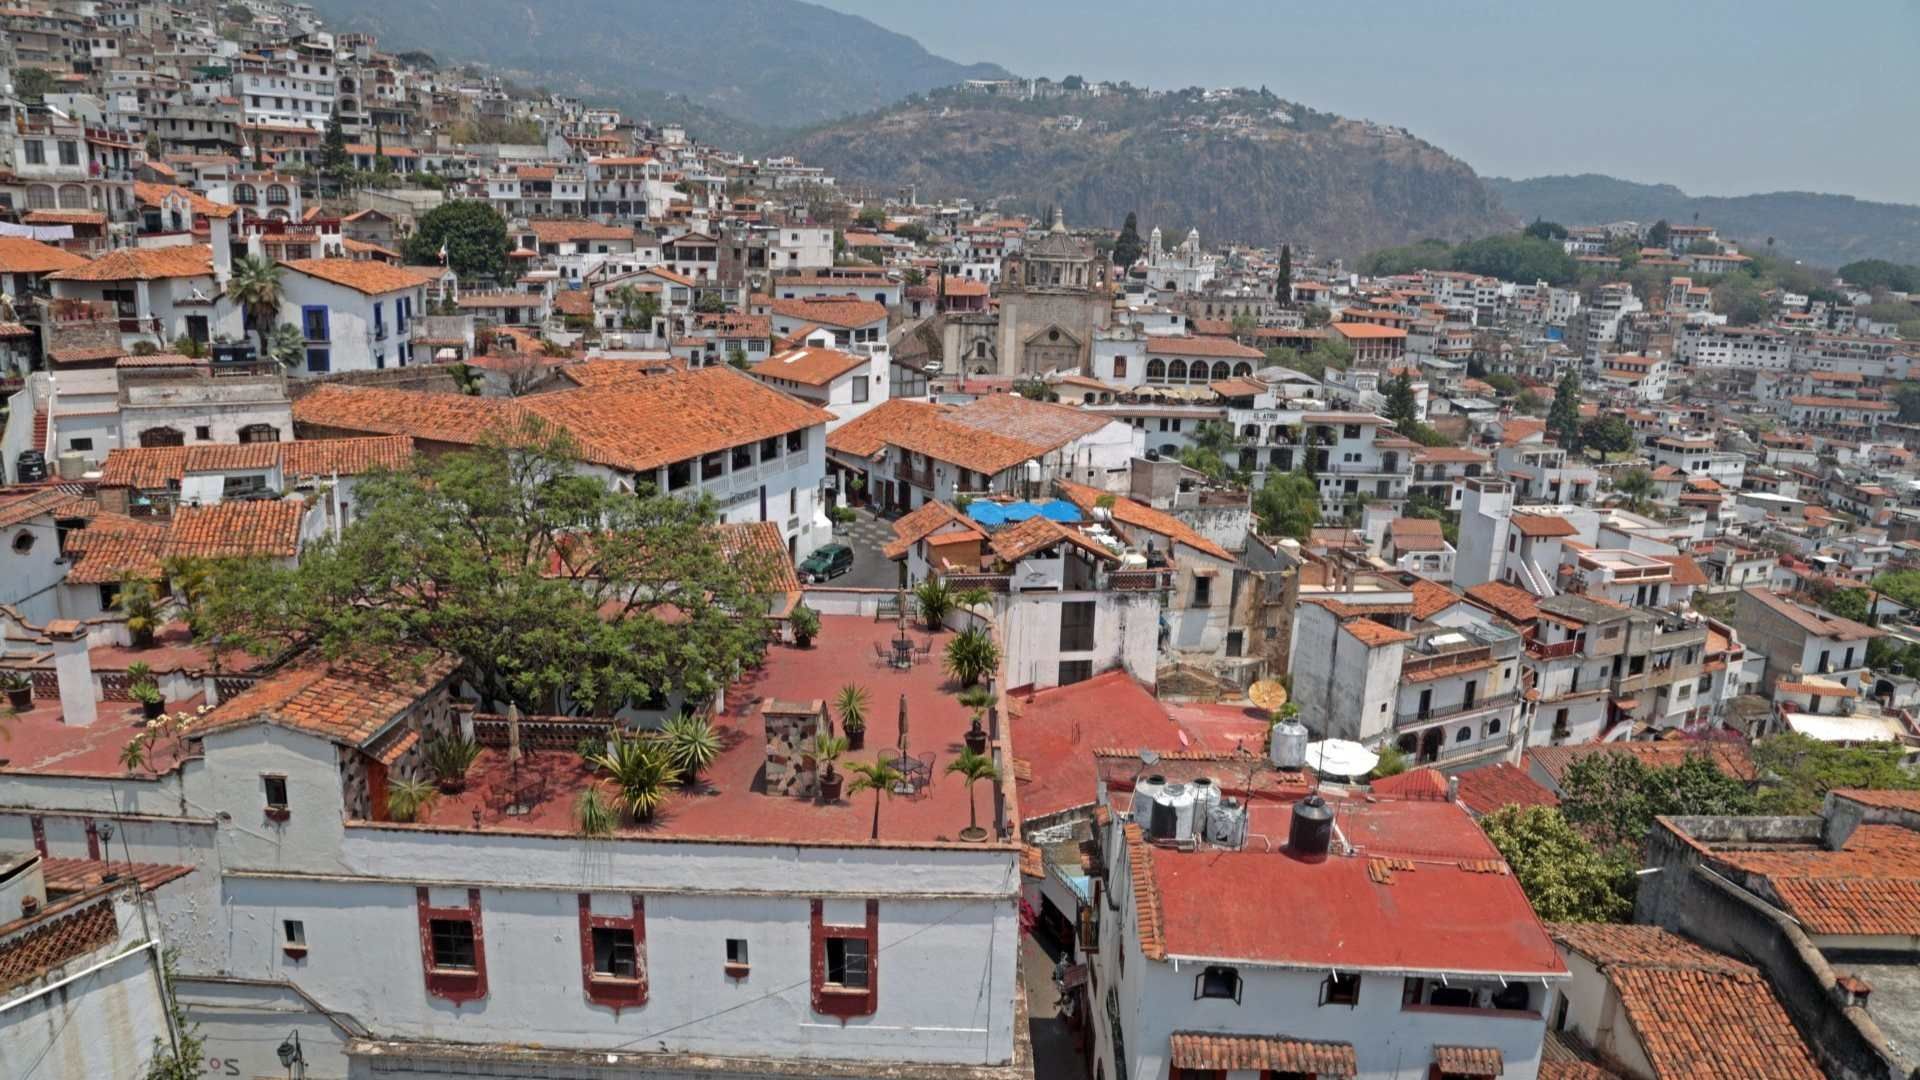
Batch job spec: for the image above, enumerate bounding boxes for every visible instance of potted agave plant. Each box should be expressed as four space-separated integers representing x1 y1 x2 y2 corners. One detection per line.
0 670 30 711
835 684 869 751
425 733 481 794
129 680 165 720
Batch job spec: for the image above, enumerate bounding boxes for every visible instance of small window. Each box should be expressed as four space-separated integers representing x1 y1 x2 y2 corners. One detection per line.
590 926 637 978
1455 726 1472 743
851 376 869 403
1194 964 1241 1002
194 425 211 440
1320 972 1360 1007
726 937 749 971
68 437 94 452
1058 660 1093 686
12 531 34 554
824 936 869 989
429 918 476 970
263 775 289 810
1192 576 1212 607
284 919 305 947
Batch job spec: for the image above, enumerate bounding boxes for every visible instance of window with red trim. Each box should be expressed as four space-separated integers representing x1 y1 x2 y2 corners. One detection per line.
578 894 646 1010
416 887 487 1003
810 898 877 1018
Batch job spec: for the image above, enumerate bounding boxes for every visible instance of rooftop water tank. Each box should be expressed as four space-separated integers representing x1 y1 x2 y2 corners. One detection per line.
1207 798 1248 849
1270 722 1309 769
1154 783 1197 842
1131 773 1166 823
1287 794 1334 863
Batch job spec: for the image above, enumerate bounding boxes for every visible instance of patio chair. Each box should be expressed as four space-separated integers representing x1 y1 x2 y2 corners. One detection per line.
872 642 890 666
915 639 933 663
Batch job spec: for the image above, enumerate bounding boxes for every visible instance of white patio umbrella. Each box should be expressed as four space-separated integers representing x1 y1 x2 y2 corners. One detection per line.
1305 739 1379 778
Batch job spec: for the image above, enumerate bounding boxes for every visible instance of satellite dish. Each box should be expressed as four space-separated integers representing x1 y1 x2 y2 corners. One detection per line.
1249 679 1289 712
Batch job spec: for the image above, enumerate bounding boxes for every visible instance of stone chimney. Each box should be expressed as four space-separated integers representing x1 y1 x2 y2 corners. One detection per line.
1835 974 1873 1009
46 620 96 727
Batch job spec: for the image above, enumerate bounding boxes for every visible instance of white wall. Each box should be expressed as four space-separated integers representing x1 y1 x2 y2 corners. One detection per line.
279 274 426 376
1000 590 1159 690
0 909 169 1080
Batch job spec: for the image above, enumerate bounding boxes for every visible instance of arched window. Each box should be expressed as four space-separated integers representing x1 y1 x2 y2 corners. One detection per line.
234 184 257 204
1168 359 1188 381
58 184 87 209
26 185 55 209
1146 359 1166 381
1455 726 1472 743
1486 717 1502 736
239 424 280 444
267 185 290 205
1232 362 1252 377
1241 424 1260 439
139 426 184 447
89 187 101 210
114 187 126 211
1211 361 1231 381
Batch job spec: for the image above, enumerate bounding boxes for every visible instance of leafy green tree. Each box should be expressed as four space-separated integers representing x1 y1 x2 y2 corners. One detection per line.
1383 371 1420 435
1871 570 1920 611
406 200 511 281
894 222 929 245
1112 211 1143 267
1752 733 1920 814
1449 234 1578 286
1547 368 1583 450
1612 467 1657 513
1514 389 1546 416
1889 383 1920 423
1713 273 1770 326
1275 243 1292 303
1483 373 1521 397
943 626 1001 686
1646 220 1671 250
1579 415 1634 455
1253 470 1319 540
13 67 55 101
846 759 905 839
695 292 729 314
855 206 886 228
1822 587 1870 624
264 322 305 367
1523 219 1569 241
1560 752 1756 855
1837 259 1918 293
1481 805 1633 923
196 420 776 713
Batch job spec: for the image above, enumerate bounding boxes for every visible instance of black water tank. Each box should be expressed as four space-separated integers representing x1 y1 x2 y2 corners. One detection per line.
1287 794 1334 863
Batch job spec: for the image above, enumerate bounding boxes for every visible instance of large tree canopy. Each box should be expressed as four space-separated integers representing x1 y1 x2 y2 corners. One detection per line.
1481 806 1632 923
200 423 775 713
406 200 511 282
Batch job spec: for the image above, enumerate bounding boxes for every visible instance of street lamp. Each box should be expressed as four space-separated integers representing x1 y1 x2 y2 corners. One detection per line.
276 1030 305 1079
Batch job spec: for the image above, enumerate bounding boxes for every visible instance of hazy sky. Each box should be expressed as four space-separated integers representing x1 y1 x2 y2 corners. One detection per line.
814 0 1918 204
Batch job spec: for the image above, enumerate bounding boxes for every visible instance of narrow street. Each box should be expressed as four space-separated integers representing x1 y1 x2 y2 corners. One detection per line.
1022 930 1086 1080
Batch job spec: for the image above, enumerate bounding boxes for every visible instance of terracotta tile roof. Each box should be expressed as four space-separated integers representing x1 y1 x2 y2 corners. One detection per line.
750 345 868 387
63 518 171 584
1168 1032 1356 1076
1124 824 1166 959
24 209 105 226
0 235 88 274
1409 577 1461 620
1432 1046 1503 1076
1539 1063 1621 1080
1465 581 1542 623
825 399 942 458
1551 924 1823 1079
1501 418 1547 446
281 257 435 295
877 407 1048 476
769 295 886 329
36 858 193 894
528 220 632 245
1654 554 1709 587
49 342 125 364
1054 480 1233 562
1741 586 1878 641
0 487 90 529
1388 516 1446 552
1455 762 1559 815
114 353 206 369
883 501 983 560
0 897 117 995
1790 395 1895 411
989 517 1119 564
1369 767 1450 800
1341 618 1414 647
99 437 412 489
1830 789 1920 813
1330 321 1408 340
552 290 594 317
49 244 212 281
1414 446 1490 464
281 436 416 479
948 393 1114 450
1145 335 1265 359
1512 513 1578 538
131 181 235 219
1526 741 1757 788
295 386 523 445
166 500 305 558
198 652 457 746
712 520 802 596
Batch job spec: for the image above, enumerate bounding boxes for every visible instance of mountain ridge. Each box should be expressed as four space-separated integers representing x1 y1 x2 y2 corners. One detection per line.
1485 173 1920 267
303 0 1012 131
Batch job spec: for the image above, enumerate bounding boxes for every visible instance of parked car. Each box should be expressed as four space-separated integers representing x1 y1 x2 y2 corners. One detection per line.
798 543 854 583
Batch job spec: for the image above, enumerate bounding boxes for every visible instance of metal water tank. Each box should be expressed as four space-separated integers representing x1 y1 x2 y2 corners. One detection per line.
1131 774 1166 823
1287 794 1334 863
1157 783 1197 842
1189 776 1220 823
1207 798 1248 849
1270 722 1309 769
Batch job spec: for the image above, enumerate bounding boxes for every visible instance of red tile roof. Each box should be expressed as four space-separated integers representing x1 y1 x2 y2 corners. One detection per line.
280 258 436 294
1054 480 1233 562
988 516 1118 564
1526 741 1757 789
1409 577 1462 620
883 501 984 561
1454 763 1559 816
49 244 212 281
1465 581 1542 624
1432 1046 1503 1076
1387 516 1446 552
1168 1032 1356 1077
0 896 117 994
165 500 305 558
198 653 457 746
1741 586 1878 641
528 220 632 245
1145 335 1265 359
769 295 886 329
0 235 88 274
750 345 868 387
1654 554 1709 586
1342 618 1414 647
1512 513 1578 538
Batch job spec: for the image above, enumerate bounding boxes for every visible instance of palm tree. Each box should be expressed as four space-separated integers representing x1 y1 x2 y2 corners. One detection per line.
264 322 305 367
590 735 682 822
913 578 955 630
117 574 161 648
944 749 999 841
943 626 1001 687
385 776 440 822
1613 467 1657 514
225 255 284 353
663 714 723 783
845 759 904 840
953 586 992 628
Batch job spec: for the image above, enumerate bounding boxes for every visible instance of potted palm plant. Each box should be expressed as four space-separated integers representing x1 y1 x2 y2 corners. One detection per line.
845 758 905 840
0 671 31 711
957 685 993 754
590 735 681 823
945 749 1000 842
385 777 439 823
913 578 955 630
129 680 165 720
790 603 820 648
425 733 481 794
943 626 1001 687
835 684 869 751
117 575 161 648
812 733 848 802
663 714 723 785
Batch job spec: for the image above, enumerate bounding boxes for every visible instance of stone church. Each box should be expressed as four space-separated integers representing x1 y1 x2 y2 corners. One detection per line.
992 210 1113 378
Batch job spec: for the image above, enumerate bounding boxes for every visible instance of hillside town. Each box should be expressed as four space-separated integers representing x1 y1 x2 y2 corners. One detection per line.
2 4 1920 1080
